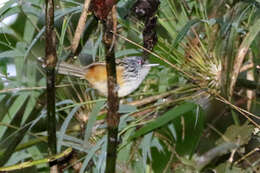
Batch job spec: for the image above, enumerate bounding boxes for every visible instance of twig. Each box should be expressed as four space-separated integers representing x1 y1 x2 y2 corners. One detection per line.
97 86 198 119
0 148 72 172
128 89 181 107
195 142 239 170
240 63 254 73
246 54 254 110
71 0 92 54
234 147 260 165
215 95 260 129
0 84 71 94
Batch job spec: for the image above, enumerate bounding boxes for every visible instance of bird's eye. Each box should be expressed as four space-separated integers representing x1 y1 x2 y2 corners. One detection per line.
137 58 144 65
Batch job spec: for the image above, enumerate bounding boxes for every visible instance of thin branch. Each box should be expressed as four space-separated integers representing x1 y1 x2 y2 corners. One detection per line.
240 63 254 73
195 142 239 170
234 147 260 165
103 5 119 173
0 84 71 94
216 95 260 129
45 0 57 158
0 148 72 172
229 18 260 98
71 0 92 54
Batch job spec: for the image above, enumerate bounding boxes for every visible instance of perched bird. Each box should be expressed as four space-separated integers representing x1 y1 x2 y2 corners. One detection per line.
57 56 158 97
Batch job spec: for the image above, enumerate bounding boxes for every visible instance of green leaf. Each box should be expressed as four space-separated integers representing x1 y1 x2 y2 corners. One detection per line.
0 50 24 58
174 106 205 156
21 93 39 124
24 6 82 61
96 138 107 172
151 143 171 173
23 17 36 43
117 128 135 162
173 19 201 48
141 133 153 169
5 150 31 166
84 100 105 145
216 123 254 146
0 59 8 75
129 102 197 140
115 49 142 58
80 136 106 173
0 93 29 138
118 104 137 113
57 16 71 57
57 105 80 152
117 0 138 18
0 0 18 16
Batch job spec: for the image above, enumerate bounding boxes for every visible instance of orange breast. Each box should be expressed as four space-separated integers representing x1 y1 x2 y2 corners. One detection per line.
85 64 107 84
84 64 124 88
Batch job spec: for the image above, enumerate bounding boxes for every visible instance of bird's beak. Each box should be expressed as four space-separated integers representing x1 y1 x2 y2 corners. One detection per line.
143 64 159 67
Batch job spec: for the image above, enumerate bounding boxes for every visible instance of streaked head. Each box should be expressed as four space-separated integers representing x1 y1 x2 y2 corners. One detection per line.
117 56 158 97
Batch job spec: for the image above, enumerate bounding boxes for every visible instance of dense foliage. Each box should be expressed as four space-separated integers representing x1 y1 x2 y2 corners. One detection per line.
0 0 259 172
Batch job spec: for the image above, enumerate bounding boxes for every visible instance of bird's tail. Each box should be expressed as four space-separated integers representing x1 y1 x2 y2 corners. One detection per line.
56 62 85 79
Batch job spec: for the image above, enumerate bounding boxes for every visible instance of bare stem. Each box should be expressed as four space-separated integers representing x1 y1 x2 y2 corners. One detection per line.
71 0 92 54
103 6 119 173
45 0 57 160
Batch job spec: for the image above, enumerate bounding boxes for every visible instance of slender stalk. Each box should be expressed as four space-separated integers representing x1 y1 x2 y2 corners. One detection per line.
45 0 57 156
0 148 72 172
103 6 119 173
71 0 92 54
229 17 260 98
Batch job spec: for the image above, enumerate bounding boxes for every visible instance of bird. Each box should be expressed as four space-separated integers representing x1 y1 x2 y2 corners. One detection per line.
57 56 158 97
